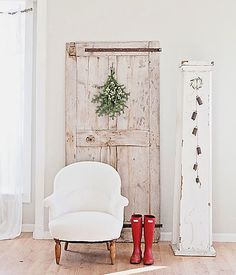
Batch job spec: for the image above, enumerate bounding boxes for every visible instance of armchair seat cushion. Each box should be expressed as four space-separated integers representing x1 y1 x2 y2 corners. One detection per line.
49 211 123 242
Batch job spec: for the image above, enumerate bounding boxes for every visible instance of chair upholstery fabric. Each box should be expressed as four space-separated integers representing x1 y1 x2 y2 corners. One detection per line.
49 211 122 242
44 161 128 242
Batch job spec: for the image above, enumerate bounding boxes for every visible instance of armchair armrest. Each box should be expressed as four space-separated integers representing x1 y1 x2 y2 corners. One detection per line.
110 195 129 221
44 194 61 220
44 194 55 208
114 195 129 207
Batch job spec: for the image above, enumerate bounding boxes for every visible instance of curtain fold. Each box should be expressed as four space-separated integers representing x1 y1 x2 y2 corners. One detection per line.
0 1 26 240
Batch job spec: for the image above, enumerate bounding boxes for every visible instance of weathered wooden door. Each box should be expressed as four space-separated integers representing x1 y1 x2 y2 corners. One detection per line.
65 41 160 241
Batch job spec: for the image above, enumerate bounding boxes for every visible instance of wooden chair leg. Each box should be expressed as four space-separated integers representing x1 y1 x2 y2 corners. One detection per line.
106 242 110 251
64 242 69 251
110 240 116 265
54 239 61 265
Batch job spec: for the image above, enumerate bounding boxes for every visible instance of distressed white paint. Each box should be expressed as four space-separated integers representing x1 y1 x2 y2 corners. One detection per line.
172 61 216 256
65 41 160 241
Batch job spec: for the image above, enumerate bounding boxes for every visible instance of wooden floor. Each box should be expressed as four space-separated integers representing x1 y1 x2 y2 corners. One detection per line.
0 234 235 275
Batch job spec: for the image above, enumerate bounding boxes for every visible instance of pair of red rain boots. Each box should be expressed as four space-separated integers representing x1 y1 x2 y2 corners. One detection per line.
130 214 156 265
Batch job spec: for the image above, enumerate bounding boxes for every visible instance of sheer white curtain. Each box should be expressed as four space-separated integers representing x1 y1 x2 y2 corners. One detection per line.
0 1 28 240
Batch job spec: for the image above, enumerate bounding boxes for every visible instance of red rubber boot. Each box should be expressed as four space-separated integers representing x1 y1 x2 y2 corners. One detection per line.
130 214 142 264
143 215 155 265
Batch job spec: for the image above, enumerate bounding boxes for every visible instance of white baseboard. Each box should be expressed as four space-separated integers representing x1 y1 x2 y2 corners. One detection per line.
22 225 236 242
213 233 236 242
43 231 52 239
160 232 172 241
160 231 236 242
22 224 35 232
22 224 51 239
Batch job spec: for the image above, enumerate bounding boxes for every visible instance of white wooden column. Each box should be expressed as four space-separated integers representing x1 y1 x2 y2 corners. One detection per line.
33 0 47 239
171 61 216 256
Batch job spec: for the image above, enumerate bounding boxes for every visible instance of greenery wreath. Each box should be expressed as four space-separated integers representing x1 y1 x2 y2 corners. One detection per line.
92 67 130 119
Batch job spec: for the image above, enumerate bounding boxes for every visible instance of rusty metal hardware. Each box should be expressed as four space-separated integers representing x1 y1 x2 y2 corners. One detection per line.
193 163 198 171
197 146 202 155
86 135 95 143
66 133 74 144
192 127 198 136
196 96 203 105
191 111 197 120
67 43 76 57
181 60 189 65
190 77 203 90
85 47 162 53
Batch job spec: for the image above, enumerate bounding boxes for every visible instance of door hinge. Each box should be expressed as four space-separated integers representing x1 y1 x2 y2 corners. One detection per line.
181 139 184 147
67 42 76 57
66 132 74 144
179 236 181 243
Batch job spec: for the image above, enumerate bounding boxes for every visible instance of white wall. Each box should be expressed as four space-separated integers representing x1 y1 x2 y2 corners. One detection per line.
24 0 236 235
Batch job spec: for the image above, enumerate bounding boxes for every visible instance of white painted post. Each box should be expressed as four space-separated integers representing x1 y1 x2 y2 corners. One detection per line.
171 61 216 256
33 0 47 239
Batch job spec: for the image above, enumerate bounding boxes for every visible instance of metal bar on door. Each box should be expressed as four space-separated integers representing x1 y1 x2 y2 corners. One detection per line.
85 47 162 53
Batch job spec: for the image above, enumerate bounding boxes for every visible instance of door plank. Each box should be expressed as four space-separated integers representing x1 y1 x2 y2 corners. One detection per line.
76 56 89 130
116 55 132 130
117 146 149 222
148 41 160 240
96 56 110 130
87 56 110 130
76 55 110 163
107 56 117 168
76 56 98 163
116 54 149 130
65 43 77 165
76 130 149 147
76 147 101 162
100 147 109 163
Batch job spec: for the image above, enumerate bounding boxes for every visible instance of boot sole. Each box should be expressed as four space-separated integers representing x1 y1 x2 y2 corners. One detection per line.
130 260 142 264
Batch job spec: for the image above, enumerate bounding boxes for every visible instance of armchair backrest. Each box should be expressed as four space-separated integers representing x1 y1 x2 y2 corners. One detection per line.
52 161 122 216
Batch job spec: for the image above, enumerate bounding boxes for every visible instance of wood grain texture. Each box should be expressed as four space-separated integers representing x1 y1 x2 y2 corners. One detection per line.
0 234 235 275
107 55 118 169
54 239 61 265
148 41 160 240
77 130 149 147
65 42 160 242
65 42 77 165
110 240 116 265
117 146 149 222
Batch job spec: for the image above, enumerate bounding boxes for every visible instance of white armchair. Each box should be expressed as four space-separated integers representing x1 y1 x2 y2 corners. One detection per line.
44 161 129 265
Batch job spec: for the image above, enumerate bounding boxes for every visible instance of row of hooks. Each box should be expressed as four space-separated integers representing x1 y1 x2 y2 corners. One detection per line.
190 76 203 187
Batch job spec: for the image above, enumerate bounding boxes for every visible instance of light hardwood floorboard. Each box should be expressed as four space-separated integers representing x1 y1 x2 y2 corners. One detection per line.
0 233 235 275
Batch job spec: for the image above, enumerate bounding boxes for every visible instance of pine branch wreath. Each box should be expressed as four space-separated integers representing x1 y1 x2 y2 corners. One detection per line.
92 68 130 119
